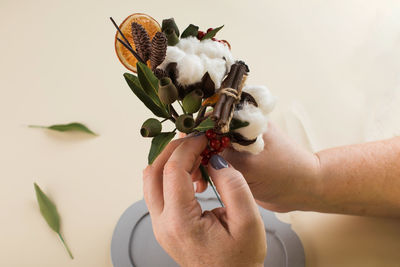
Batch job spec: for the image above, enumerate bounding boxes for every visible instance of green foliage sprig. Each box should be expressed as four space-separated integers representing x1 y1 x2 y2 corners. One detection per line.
29 122 97 135
34 183 74 259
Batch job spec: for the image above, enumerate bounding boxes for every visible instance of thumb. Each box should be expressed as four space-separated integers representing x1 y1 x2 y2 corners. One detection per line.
207 154 259 218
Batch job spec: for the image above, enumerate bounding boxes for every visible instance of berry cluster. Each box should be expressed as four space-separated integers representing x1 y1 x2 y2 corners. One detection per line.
200 129 231 165
196 28 231 50
197 28 216 40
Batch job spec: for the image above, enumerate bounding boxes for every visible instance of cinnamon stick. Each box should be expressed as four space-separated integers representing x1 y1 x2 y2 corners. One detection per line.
212 64 239 121
219 64 247 125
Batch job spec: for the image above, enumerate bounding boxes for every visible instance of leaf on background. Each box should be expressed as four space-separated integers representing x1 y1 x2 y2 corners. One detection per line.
202 25 224 40
193 117 215 131
230 118 249 130
136 62 162 106
34 183 74 259
148 132 176 164
34 183 60 233
181 24 199 38
124 73 170 118
29 122 97 135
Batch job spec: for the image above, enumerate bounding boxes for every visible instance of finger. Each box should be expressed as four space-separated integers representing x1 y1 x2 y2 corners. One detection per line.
163 135 207 210
207 154 259 219
143 138 185 216
195 179 208 193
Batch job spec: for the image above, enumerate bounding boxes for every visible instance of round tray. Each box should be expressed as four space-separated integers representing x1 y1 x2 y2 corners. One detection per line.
111 187 305 267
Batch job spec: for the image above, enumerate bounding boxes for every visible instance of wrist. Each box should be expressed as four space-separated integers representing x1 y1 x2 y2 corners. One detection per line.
295 152 324 211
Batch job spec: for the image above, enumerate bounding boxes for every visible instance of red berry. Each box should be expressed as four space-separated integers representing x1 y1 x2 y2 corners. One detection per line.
205 129 216 140
201 147 210 157
216 146 224 153
210 139 221 151
212 37 216 41
209 149 218 156
221 136 231 148
207 28 213 33
201 157 209 165
197 31 205 39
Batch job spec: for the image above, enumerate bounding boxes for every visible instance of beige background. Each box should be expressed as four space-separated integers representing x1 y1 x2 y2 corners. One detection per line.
1 0 400 266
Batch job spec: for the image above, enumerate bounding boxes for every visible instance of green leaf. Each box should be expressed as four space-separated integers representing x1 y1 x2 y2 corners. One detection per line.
230 118 249 130
148 132 176 164
202 25 224 40
34 183 74 259
124 73 170 118
29 122 97 135
137 62 162 105
193 117 215 131
34 183 60 233
181 24 199 38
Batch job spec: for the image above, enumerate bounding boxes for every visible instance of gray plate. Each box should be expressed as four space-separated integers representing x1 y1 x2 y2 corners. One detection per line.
111 187 305 267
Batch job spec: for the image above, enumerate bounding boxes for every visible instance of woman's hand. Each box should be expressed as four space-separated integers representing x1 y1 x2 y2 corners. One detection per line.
222 123 321 212
142 135 266 267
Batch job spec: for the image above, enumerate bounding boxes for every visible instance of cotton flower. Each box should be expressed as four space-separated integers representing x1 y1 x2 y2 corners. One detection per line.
232 85 276 154
158 37 234 88
231 134 265 154
158 37 276 155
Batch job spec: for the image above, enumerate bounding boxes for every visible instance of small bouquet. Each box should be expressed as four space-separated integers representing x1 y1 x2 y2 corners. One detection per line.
110 13 275 203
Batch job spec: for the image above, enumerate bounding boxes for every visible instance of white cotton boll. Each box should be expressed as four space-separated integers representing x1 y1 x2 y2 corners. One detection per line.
176 54 205 86
158 46 185 69
243 85 276 115
159 37 235 88
233 104 268 140
176 37 200 54
231 134 265 154
200 55 227 88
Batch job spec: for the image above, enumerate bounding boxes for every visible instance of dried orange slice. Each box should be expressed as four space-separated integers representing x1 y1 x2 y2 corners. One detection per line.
115 13 161 72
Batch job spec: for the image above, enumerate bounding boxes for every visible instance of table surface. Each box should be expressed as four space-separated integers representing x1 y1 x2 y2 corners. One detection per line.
1 0 400 266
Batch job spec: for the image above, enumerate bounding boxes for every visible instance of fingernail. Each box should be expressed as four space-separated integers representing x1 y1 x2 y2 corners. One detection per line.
210 154 228 170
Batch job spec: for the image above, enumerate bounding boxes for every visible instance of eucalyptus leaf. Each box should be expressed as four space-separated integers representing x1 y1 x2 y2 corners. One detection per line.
230 118 249 130
29 122 96 135
148 132 176 164
34 183 74 259
181 24 199 38
124 73 170 118
137 62 162 106
193 117 215 131
202 25 224 40
34 183 60 233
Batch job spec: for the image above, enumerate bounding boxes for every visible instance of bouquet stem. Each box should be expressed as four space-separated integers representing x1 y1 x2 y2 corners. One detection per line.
199 165 224 207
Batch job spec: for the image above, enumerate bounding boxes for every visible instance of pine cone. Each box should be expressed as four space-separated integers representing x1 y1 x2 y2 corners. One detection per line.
153 68 167 79
131 22 152 62
150 32 167 69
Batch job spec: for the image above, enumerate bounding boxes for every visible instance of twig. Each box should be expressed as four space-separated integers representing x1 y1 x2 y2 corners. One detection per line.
110 17 145 63
110 17 132 49
116 38 144 63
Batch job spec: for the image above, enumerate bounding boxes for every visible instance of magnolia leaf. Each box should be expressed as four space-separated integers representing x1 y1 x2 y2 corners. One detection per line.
124 73 170 118
34 183 74 259
181 24 199 38
29 122 96 135
148 132 176 164
137 62 162 105
230 118 249 130
193 117 215 131
202 25 224 40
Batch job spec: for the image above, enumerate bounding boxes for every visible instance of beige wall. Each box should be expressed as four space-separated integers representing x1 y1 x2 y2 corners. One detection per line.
1 0 400 266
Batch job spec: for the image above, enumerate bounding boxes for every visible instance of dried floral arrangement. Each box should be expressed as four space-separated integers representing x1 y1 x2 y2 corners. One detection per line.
110 14 275 203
